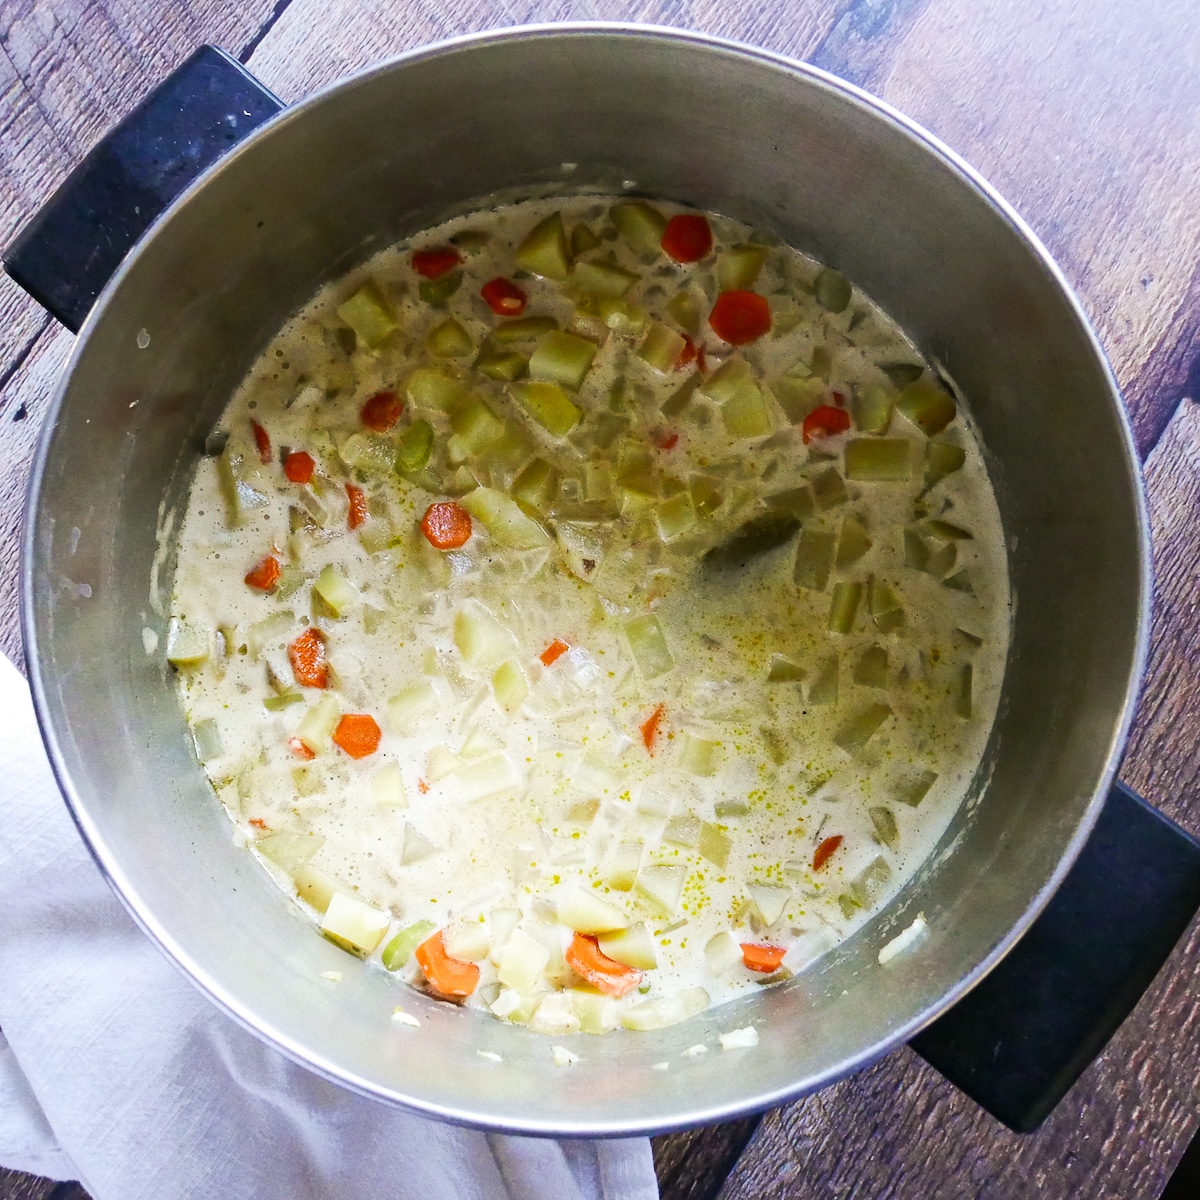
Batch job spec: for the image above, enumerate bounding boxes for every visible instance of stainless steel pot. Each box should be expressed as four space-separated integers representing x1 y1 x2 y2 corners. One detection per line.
13 25 1156 1135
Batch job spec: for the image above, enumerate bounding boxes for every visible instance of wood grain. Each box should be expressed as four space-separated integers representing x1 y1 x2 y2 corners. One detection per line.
2 1 1200 1199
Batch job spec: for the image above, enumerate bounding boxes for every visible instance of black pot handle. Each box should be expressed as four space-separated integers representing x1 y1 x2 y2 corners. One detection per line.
2 45 282 333
911 779 1200 1131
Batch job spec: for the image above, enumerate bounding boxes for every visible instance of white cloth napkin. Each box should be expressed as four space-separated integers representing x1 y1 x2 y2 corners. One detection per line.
0 652 658 1199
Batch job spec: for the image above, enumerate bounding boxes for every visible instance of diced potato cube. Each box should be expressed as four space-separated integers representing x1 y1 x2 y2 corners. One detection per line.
655 492 697 541
896 378 957 436
610 202 667 257
336 281 396 348
573 258 638 297
844 438 911 481
497 928 551 993
510 381 583 438
635 865 687 915
295 695 340 754
677 732 720 777
370 762 407 808
492 659 530 714
320 892 390 955
294 863 341 915
605 842 643 891
834 703 892 755
444 920 492 962
747 884 791 926
717 243 769 290
621 986 709 1031
638 322 686 374
313 564 360 616
166 617 209 667
456 752 521 802
558 885 630 933
406 366 467 411
454 600 517 668
388 681 439 731
598 922 657 970
256 832 323 873
529 331 598 393
515 212 571 280
705 931 743 973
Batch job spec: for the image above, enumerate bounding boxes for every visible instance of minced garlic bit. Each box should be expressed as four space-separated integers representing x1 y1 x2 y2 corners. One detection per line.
391 1008 421 1027
651 1061 670 1072
878 913 929 965
477 1049 503 1063
682 1043 709 1058
552 1045 580 1067
141 627 158 654
320 970 342 982
719 1026 759 1050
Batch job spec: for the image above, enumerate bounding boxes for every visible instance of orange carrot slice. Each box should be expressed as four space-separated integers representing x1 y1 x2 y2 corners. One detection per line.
740 942 787 973
244 554 281 592
565 933 643 998
540 638 570 666
288 628 329 689
812 834 843 872
251 420 272 464
415 930 479 998
346 482 367 530
639 703 666 753
421 501 472 549
283 450 315 483
332 713 381 759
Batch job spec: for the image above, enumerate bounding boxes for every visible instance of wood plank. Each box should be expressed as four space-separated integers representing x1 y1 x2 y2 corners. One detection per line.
721 398 1200 1199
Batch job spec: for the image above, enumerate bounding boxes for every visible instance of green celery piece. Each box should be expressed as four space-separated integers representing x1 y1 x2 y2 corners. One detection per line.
528 331 598 393
765 486 816 521
216 444 242 528
489 316 559 345
834 703 891 755
610 202 667 257
924 440 967 488
406 367 467 411
844 438 912 481
815 268 852 313
853 382 894 434
956 663 973 719
811 465 848 509
571 223 602 256
793 528 837 591
836 515 872 567
382 920 437 971
807 655 839 705
665 290 701 336
868 806 899 848
881 362 924 388
263 691 304 712
638 322 686 374
897 769 938 807
510 381 583 438
474 344 528 382
515 212 571 280
828 580 863 633
625 614 674 679
427 317 473 357
511 457 557 512
717 243 769 291
336 281 397 348
897 378 957 436
853 645 889 688
418 272 462 306
770 376 825 425
704 513 800 569
573 257 638 297
396 418 434 473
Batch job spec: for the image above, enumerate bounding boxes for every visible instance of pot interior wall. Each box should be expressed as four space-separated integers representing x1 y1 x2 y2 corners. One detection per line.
25 28 1145 1133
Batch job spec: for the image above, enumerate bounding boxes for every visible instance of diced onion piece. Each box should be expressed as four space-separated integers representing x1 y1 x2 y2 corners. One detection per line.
512 457 557 512
635 865 687 916
845 438 911 481
853 381 895 433
869 577 905 633
425 745 463 782
382 919 437 971
716 243 769 291
604 842 643 891
497 928 551 993
897 378 957 436
456 752 520 801
747 884 791 926
313 565 359 617
836 516 873 567
406 366 468 411
492 660 530 714
370 762 407 808
191 718 223 763
811 465 848 509
621 986 709 1032
878 914 928 965
925 440 966 487
770 375 825 425
898 769 938 808
489 907 521 959
444 920 492 962
624 614 674 679
719 1025 760 1050
698 823 732 868
653 492 696 542
336 281 396 348
460 487 550 549
869 805 899 847
294 864 341 915
794 529 837 591
296 695 340 754
705 931 744 974
808 655 839 706
489 988 531 1021
510 381 583 438
256 832 323 873
854 644 889 688
388 681 439 731
320 892 390 955
663 814 701 848
400 825 439 865
828 581 863 633
529 331 598 393
338 432 395 474
677 732 721 777
557 886 630 934
638 322 687 374
834 703 892 756
454 600 518 668
166 617 209 666
598 922 657 970
768 654 805 682
531 996 580 1036
427 316 473 357
247 610 293 657
956 663 973 719
475 345 528 382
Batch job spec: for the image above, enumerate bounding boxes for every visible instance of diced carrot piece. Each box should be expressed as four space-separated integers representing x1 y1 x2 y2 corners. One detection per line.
812 834 843 872
417 778 430 794
287 736 316 760
332 713 381 759
251 420 271 465
416 930 480 998
740 942 787 973
412 246 462 279
709 290 772 345
661 214 713 263
676 334 697 370
481 277 527 316
244 554 281 592
288 628 329 689
540 638 570 666
283 450 316 483
346 482 367 530
802 404 851 444
640 703 666 752
361 390 403 432
651 428 679 451
421 501 472 549
565 932 643 997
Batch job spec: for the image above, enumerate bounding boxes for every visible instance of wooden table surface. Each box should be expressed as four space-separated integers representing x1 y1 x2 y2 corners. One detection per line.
3 1 1200 1197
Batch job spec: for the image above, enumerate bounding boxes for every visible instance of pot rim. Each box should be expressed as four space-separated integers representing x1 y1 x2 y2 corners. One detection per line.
21 21 1152 1135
